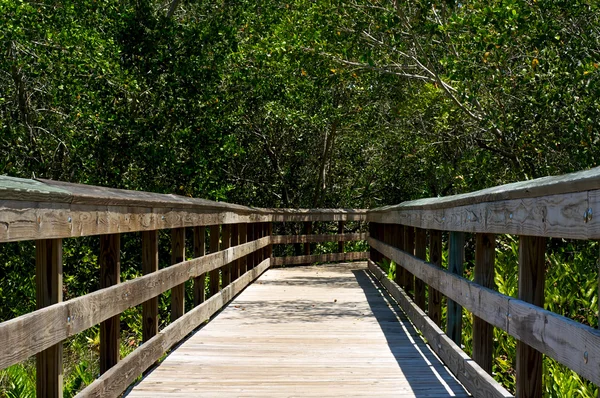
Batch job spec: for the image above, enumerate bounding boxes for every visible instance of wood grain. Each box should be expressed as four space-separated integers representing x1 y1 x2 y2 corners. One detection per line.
230 224 239 280
128 262 471 398
100 234 120 374
142 231 159 343
516 235 546 398
209 225 220 296
238 223 247 275
368 260 513 398
271 251 368 266
414 228 427 311
0 237 271 371
369 236 600 387
304 221 312 256
447 231 464 346
270 232 367 244
402 226 415 294
75 258 272 398
428 229 443 327
193 226 206 307
221 224 232 287
35 238 63 398
473 233 495 375
170 228 186 322
338 221 345 252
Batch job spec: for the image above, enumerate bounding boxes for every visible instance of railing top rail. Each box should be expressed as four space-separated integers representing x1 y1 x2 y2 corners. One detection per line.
369 166 600 213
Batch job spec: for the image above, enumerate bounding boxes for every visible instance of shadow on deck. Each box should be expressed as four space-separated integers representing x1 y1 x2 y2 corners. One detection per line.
127 262 469 397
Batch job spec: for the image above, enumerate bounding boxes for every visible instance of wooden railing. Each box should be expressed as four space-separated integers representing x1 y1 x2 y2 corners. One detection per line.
0 176 368 397
366 167 600 398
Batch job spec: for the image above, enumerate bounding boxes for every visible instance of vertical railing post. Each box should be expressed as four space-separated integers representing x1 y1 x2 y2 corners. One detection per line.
100 233 120 374
414 228 427 310
247 223 255 270
392 224 403 287
36 238 63 398
447 231 465 345
369 222 379 264
209 224 220 295
221 224 232 287
516 235 546 398
403 226 415 295
267 222 273 260
428 229 443 327
304 221 312 256
473 233 496 374
142 231 159 342
338 221 345 253
231 224 240 280
170 228 186 322
383 223 392 263
193 226 206 306
239 223 248 274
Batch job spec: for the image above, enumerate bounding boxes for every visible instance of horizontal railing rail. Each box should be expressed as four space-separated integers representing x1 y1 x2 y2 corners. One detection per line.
0 176 368 398
366 166 600 398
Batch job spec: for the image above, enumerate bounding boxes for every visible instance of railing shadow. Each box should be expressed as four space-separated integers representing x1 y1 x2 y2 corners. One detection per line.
351 269 469 397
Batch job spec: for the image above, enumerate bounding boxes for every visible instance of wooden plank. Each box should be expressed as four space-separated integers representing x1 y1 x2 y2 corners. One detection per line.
338 221 345 252
230 224 239 281
447 231 464 346
35 238 63 398
76 258 272 398
209 225 220 296
368 260 513 398
193 226 206 306
271 232 367 244
221 224 232 287
428 229 443 327
247 223 255 270
267 222 273 259
370 236 600 388
0 236 271 371
239 223 247 275
403 226 415 294
369 222 380 264
129 262 472 398
393 224 405 288
367 190 593 240
142 231 159 342
271 251 368 266
304 222 312 256
473 233 495 374
99 233 120 374
516 235 546 398
170 228 186 322
414 228 427 311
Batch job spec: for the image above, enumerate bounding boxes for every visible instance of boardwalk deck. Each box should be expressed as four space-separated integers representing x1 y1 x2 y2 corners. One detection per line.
127 262 470 397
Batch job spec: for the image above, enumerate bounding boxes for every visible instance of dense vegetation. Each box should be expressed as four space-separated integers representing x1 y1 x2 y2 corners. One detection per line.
1 0 599 396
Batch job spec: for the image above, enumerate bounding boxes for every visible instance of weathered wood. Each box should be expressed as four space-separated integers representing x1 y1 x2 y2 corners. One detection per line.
338 221 345 252
271 232 367 244
130 262 472 398
193 226 206 306
473 233 496 375
142 231 159 342
383 223 392 263
367 190 595 240
99 233 120 374
76 258 272 398
403 226 415 294
428 229 443 327
239 223 247 275
267 222 273 259
209 224 220 296
247 223 255 270
369 236 600 388
368 260 513 398
393 224 405 288
170 228 186 322
516 235 546 398
271 251 368 266
35 238 63 398
304 222 312 256
230 224 239 280
447 231 464 346
0 236 271 371
414 228 427 311
369 222 381 264
221 224 232 287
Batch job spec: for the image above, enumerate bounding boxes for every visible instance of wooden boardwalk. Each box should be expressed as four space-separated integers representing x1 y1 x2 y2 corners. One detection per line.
127 262 470 397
